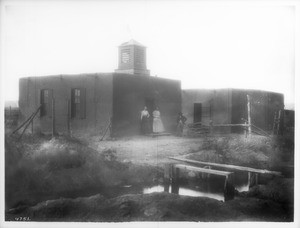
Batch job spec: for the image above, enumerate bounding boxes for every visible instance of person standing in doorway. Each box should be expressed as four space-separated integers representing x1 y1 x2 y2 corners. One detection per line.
176 112 187 136
152 107 165 133
140 106 150 134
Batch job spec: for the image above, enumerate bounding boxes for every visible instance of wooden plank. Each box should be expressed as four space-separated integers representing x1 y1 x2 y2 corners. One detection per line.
188 123 248 128
11 112 35 135
170 157 282 176
212 124 248 127
99 118 111 141
251 124 270 137
149 132 171 137
174 164 232 176
18 106 41 140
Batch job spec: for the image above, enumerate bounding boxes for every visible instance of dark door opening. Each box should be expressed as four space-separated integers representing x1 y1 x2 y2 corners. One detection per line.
145 98 155 133
145 98 155 114
40 89 53 117
194 103 202 123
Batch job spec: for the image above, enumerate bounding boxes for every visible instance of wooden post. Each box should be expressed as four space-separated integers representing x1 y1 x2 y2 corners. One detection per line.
52 98 56 138
67 99 71 136
171 165 179 194
244 121 248 138
248 172 258 189
247 172 251 190
247 95 252 136
202 165 211 179
164 164 171 192
224 174 235 201
207 165 211 179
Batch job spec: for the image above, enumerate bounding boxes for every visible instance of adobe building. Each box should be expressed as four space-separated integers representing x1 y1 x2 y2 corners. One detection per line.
182 88 284 133
18 39 286 137
19 40 182 137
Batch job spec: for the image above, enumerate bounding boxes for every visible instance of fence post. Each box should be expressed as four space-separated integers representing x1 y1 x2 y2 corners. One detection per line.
209 120 213 135
52 98 56 138
247 95 252 136
67 99 71 136
244 121 248 138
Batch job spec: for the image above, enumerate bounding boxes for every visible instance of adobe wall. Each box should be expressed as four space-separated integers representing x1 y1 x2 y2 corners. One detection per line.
182 89 232 126
212 89 232 126
181 89 214 125
231 89 284 133
284 110 294 134
112 74 181 136
19 74 113 137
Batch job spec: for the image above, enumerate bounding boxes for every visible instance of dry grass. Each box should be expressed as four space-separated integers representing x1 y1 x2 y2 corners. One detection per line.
5 134 160 210
5 132 293 211
188 134 293 169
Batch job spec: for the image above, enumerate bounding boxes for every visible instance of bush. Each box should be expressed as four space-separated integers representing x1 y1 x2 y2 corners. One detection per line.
32 138 86 170
5 135 94 209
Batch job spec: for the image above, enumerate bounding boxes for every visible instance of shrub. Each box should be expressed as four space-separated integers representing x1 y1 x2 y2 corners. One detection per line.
32 139 86 170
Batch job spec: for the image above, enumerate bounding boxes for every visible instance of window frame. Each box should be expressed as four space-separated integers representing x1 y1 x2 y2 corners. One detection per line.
71 88 86 119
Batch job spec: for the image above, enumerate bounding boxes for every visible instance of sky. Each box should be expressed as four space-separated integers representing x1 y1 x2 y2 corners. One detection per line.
1 0 296 109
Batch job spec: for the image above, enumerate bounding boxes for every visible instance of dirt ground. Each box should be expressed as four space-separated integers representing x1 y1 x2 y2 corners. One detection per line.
89 135 203 166
5 132 295 222
5 192 292 222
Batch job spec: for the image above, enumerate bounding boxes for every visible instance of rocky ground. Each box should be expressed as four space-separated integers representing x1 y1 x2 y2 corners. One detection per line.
4 132 295 222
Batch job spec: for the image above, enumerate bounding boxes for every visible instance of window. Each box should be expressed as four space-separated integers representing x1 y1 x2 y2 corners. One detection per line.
40 89 53 117
71 88 86 119
121 49 130 63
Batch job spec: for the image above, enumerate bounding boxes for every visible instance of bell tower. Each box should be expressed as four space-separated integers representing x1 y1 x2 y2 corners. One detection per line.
115 39 150 76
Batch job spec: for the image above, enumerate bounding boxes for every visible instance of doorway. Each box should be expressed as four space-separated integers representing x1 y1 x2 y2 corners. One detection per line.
194 103 202 123
145 98 155 133
145 98 155 114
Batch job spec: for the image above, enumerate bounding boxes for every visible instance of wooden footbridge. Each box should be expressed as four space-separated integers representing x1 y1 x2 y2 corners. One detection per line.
165 156 282 201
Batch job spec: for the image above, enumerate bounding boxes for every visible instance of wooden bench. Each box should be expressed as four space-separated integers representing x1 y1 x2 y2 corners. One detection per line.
164 164 235 201
169 156 282 188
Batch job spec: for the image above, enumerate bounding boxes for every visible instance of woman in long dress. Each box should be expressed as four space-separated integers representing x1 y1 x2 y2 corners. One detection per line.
152 107 165 133
140 106 150 134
